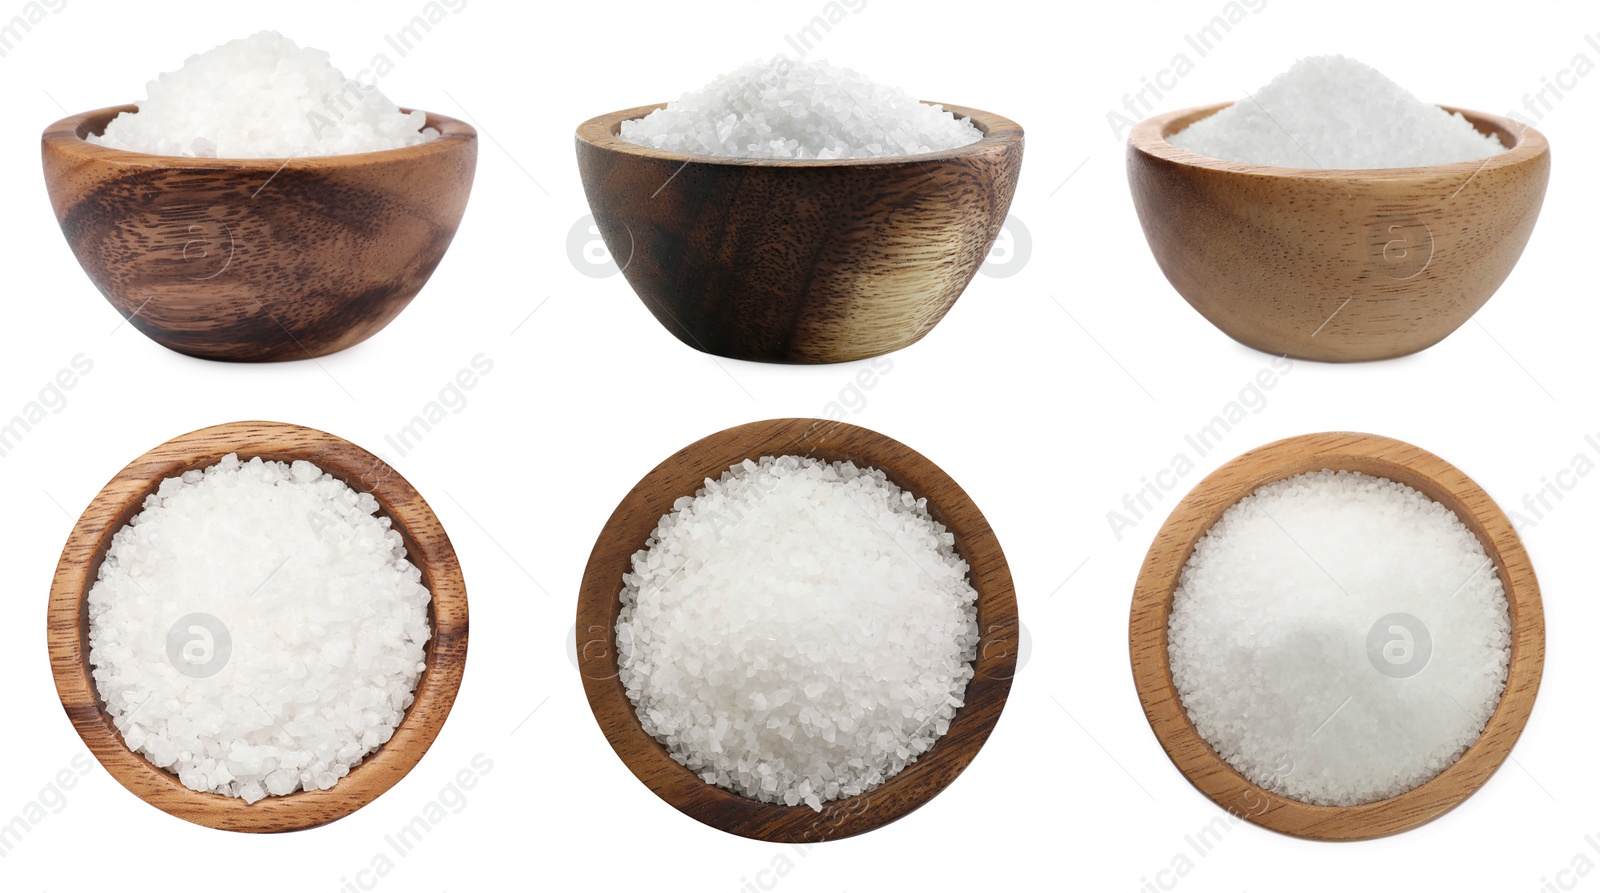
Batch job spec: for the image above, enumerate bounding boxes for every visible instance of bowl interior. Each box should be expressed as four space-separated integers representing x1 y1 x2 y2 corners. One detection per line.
71 105 133 140
51 421 468 832
577 418 1017 842
1130 432 1543 841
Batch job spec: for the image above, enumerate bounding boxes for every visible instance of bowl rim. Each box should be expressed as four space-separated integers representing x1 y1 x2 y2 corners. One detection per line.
575 417 1018 842
47 420 470 833
1128 431 1544 842
574 101 1023 168
41 104 477 168
1128 102 1548 180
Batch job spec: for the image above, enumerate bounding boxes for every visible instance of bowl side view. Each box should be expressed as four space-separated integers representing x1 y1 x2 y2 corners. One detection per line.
576 418 1018 841
42 108 477 362
576 105 1024 364
1129 432 1543 840
47 422 469 832
1127 105 1549 362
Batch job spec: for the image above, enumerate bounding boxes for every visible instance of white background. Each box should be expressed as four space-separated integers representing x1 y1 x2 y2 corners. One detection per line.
1 1 1595 890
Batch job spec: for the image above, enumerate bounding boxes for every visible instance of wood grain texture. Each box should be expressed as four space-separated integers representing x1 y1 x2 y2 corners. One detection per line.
576 418 1017 841
1127 105 1550 362
575 104 1024 364
41 107 478 362
1129 432 1544 841
47 421 469 833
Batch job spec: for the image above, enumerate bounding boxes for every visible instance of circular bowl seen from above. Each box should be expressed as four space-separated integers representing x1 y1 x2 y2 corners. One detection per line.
576 418 1018 841
1129 432 1543 841
47 421 470 833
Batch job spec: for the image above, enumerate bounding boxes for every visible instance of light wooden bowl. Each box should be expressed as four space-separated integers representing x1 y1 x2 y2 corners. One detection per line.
576 418 1018 841
1127 104 1550 362
1129 432 1543 841
47 421 469 833
575 104 1024 364
41 107 477 362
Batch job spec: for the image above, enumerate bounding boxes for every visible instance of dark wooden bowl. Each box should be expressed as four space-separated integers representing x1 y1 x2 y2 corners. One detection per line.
1129 432 1544 840
41 107 478 362
576 418 1018 840
47 421 470 832
1127 105 1550 362
576 104 1024 364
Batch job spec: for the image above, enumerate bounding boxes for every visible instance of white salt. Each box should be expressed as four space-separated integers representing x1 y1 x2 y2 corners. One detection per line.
1167 470 1511 806
1169 56 1504 169
617 456 980 811
619 57 984 160
90 31 438 158
87 454 432 803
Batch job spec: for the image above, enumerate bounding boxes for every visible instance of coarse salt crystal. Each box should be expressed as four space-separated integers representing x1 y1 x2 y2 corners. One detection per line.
617 455 979 811
619 57 983 160
87 454 432 802
91 31 439 158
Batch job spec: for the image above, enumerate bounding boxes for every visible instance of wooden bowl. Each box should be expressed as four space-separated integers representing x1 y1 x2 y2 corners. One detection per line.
47 421 470 832
41 107 477 362
576 418 1018 840
575 104 1024 364
1129 432 1543 841
1127 104 1550 362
